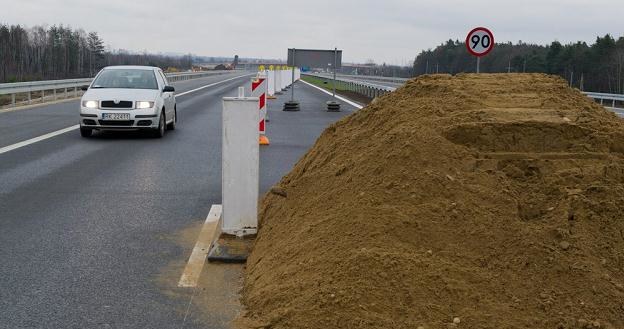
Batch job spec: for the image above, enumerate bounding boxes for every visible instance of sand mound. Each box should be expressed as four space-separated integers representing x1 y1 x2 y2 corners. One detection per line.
240 74 624 329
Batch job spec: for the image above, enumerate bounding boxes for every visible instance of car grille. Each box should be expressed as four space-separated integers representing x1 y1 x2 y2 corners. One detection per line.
98 120 135 126
101 100 133 108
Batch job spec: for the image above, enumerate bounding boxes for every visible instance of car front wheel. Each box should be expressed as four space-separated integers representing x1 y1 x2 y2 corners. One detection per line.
153 111 165 138
166 108 176 131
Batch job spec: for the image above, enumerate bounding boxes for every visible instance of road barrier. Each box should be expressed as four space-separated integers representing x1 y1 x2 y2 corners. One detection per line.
302 73 395 99
206 87 259 262
220 87 259 237
252 73 270 145
583 92 624 115
0 70 234 108
274 67 283 94
267 70 276 99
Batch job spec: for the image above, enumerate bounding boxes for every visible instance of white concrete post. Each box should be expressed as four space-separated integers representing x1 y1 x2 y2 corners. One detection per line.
267 70 275 97
221 90 260 236
281 70 287 90
275 69 282 94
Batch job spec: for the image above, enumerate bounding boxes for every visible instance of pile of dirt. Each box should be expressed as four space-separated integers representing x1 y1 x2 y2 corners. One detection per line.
239 74 624 329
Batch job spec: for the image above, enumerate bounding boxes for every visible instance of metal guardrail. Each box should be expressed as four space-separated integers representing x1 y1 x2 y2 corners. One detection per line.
165 70 231 82
311 72 408 86
0 70 234 108
583 92 624 106
582 92 624 116
303 73 397 99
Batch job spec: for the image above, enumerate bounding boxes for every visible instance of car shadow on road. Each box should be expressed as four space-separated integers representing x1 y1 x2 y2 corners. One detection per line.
88 130 175 140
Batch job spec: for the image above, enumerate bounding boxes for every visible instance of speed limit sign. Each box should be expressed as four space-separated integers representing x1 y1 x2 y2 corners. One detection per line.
466 27 494 57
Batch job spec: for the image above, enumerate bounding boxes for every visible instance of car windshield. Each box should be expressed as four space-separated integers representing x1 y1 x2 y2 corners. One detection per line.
91 69 158 89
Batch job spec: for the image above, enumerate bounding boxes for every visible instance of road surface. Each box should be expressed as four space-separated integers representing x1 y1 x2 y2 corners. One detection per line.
0 73 357 328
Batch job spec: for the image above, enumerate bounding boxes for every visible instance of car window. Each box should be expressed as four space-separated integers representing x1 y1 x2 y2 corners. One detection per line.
91 69 158 89
154 71 165 88
158 71 169 86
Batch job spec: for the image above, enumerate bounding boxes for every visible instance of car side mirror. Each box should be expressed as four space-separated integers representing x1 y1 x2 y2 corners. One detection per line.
81 85 89 91
163 86 175 92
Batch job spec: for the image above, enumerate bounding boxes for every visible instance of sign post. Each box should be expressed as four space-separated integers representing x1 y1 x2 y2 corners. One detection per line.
327 47 340 111
465 27 494 73
286 48 343 111
284 48 300 111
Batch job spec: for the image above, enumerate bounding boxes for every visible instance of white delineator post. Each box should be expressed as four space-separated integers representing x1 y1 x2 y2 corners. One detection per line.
252 74 269 145
281 69 288 89
267 70 275 98
275 68 283 94
221 87 259 236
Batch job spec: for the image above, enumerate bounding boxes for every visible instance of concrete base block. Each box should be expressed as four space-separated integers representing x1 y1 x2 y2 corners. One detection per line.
327 100 341 112
207 234 255 263
283 100 301 111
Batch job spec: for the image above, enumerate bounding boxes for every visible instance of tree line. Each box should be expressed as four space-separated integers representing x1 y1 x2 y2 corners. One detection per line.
0 24 193 83
412 34 624 93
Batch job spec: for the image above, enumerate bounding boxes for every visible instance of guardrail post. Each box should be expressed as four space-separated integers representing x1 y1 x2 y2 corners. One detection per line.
53 88 57 100
28 91 31 104
64 87 67 99
74 87 78 98
41 90 44 103
11 93 15 107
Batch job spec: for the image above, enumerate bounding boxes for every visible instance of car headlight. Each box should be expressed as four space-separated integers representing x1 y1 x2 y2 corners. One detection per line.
135 101 154 109
82 100 99 109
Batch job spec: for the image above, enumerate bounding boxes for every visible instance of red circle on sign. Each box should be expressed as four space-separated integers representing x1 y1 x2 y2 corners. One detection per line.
465 27 494 57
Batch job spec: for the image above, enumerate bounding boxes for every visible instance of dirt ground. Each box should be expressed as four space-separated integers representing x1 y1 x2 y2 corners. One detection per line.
238 74 624 329
157 221 243 329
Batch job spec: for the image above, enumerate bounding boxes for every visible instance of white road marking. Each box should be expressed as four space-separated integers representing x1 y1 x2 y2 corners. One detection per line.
0 125 80 155
0 74 252 156
299 79 364 109
178 204 222 288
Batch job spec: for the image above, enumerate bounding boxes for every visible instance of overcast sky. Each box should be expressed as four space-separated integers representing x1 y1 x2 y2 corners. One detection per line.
2 0 623 65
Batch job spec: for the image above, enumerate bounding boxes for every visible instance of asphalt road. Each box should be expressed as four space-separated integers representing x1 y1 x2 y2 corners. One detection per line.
0 73 356 328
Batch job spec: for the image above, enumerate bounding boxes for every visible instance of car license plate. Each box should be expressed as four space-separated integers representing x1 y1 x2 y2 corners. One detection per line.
102 113 130 120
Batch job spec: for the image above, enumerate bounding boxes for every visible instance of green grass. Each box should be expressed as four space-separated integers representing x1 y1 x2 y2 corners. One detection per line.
301 75 350 93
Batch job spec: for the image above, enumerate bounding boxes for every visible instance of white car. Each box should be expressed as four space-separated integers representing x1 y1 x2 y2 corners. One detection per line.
79 66 177 138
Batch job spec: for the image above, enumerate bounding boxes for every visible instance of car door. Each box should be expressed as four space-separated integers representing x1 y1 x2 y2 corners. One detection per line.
158 70 175 120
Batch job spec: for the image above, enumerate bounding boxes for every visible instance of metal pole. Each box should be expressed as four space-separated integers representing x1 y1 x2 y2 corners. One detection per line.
291 48 295 101
11 94 15 107
477 57 480 74
333 47 337 99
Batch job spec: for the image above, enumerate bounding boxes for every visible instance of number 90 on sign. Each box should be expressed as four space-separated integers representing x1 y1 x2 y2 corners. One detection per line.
465 27 494 57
